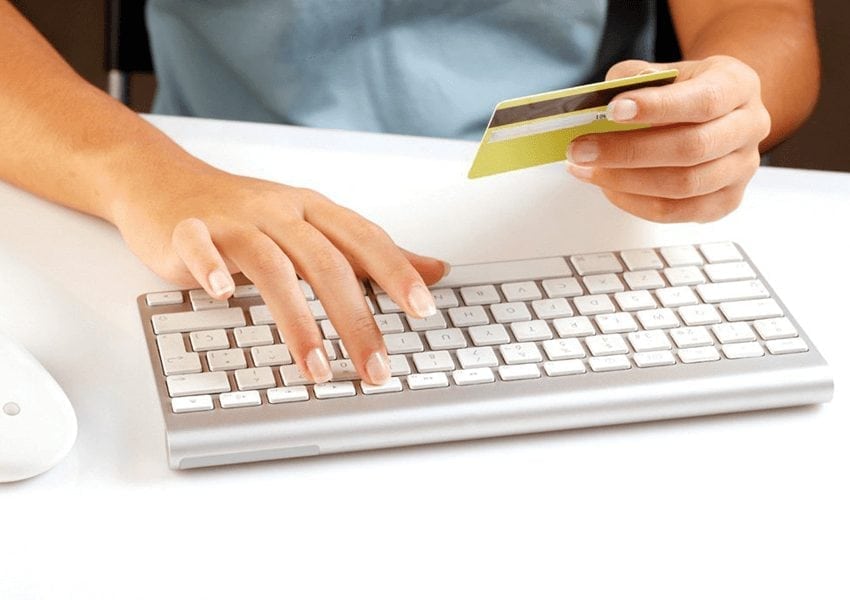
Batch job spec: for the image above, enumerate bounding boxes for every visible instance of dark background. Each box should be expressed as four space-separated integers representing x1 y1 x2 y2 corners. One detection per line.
10 0 850 172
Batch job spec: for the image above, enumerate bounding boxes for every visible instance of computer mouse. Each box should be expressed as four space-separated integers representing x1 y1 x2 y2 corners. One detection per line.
0 333 77 483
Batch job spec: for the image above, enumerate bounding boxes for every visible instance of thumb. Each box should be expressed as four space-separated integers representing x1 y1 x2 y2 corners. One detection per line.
605 59 665 81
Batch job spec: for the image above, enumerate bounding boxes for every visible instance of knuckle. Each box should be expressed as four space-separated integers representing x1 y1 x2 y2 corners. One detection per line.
347 218 386 245
669 167 703 199
606 60 647 80
697 86 725 120
679 126 714 163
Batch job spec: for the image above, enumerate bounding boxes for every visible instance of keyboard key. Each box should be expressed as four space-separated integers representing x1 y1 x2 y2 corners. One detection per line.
448 306 490 327
166 372 230 397
620 248 663 271
460 285 500 306
501 281 542 302
456 346 499 369
696 280 769 304
412 351 455 373
583 274 624 294
330 359 359 381
267 386 309 403
384 332 424 354
660 245 703 267
375 293 403 313
298 280 316 300
499 342 543 365
320 320 340 340
636 308 680 330
570 252 622 276
324 339 338 360
542 277 583 298
235 367 276 390
543 359 586 377
656 286 699 308
280 364 312 386
531 298 573 319
189 329 229 351
634 351 676 368
171 394 214 413
573 295 615 316
234 325 274 347
585 334 628 356
436 257 570 288
677 346 720 363
452 368 495 386
614 290 657 311
623 270 665 291
766 338 809 355
542 338 585 360
388 354 412 376
374 313 405 334
407 372 450 390
678 304 722 326
490 302 532 323
721 342 764 359
308 300 327 319
712 323 756 344
595 312 638 334
249 305 274 325
425 328 467 350
189 289 228 311
161 352 202 376
469 324 511 346
431 289 459 309
553 316 595 338
664 266 706 286
251 344 292 367
699 242 742 263
670 326 713 349
157 333 187 359
220 390 262 408
753 317 798 340
207 348 247 371
314 381 357 399
233 284 260 298
152 307 246 334
146 291 183 306
720 299 783 322
511 319 553 342
628 330 671 352
704 262 756 282
361 378 404 395
498 364 541 381
588 355 631 372
407 311 448 331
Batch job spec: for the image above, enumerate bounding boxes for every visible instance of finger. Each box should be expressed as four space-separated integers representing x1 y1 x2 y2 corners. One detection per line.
171 217 235 299
401 248 450 286
608 58 760 125
305 198 439 318
605 59 665 81
261 217 392 385
568 109 761 168
567 150 759 200
602 182 748 224
218 229 333 384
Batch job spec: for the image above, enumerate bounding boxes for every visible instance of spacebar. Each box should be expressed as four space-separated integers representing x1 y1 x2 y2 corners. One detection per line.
433 257 570 288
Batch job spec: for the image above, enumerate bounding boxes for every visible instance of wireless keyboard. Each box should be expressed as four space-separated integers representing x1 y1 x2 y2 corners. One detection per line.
137 242 833 469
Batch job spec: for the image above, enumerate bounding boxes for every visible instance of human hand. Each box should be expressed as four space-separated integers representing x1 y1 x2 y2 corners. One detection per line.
566 56 771 223
112 165 447 385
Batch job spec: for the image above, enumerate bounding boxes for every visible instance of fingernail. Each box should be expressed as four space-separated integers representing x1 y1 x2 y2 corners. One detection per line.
607 98 638 122
568 139 599 164
365 352 391 385
567 162 594 180
407 284 436 318
638 67 659 75
208 269 234 297
305 347 332 383
440 261 452 280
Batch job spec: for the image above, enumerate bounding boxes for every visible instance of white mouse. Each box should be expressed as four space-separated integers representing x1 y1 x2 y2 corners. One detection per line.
0 333 77 483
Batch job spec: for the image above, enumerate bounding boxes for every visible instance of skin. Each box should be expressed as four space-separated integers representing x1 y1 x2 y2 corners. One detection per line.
0 0 819 384
566 0 819 223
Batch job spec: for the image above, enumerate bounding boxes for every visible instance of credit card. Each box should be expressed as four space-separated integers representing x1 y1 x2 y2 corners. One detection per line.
468 69 678 179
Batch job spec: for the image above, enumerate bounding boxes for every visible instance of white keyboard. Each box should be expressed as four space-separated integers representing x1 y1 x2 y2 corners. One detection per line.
138 242 832 469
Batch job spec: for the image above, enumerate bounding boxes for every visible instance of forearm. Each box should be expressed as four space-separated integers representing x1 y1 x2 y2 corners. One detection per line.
669 0 819 150
0 1 207 222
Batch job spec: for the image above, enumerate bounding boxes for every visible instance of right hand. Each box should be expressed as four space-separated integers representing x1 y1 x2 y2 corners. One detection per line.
111 164 448 385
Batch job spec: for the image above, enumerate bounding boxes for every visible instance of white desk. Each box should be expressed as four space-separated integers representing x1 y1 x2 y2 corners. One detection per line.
2 116 847 599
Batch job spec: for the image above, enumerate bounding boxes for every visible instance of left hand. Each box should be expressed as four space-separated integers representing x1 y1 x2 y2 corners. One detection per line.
566 55 771 223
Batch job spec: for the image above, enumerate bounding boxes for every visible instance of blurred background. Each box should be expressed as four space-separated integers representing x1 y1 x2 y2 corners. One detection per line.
10 0 850 172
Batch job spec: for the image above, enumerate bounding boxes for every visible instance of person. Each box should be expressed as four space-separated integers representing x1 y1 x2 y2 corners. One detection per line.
0 1 819 387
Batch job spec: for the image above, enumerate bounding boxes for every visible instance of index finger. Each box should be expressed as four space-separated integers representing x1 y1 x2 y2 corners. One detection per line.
608 60 759 125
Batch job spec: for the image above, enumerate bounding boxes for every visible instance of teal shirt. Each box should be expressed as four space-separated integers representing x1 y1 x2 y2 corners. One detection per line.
147 1 656 140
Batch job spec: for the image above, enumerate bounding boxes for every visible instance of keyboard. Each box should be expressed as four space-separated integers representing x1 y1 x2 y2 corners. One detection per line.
137 242 833 469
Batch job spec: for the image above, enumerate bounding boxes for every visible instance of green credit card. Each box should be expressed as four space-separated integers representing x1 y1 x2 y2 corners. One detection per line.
468 69 679 178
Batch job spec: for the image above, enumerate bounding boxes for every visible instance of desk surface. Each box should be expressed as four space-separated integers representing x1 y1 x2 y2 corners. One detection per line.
2 116 847 599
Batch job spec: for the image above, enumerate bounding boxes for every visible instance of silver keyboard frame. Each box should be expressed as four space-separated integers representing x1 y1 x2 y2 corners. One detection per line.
137 244 833 469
